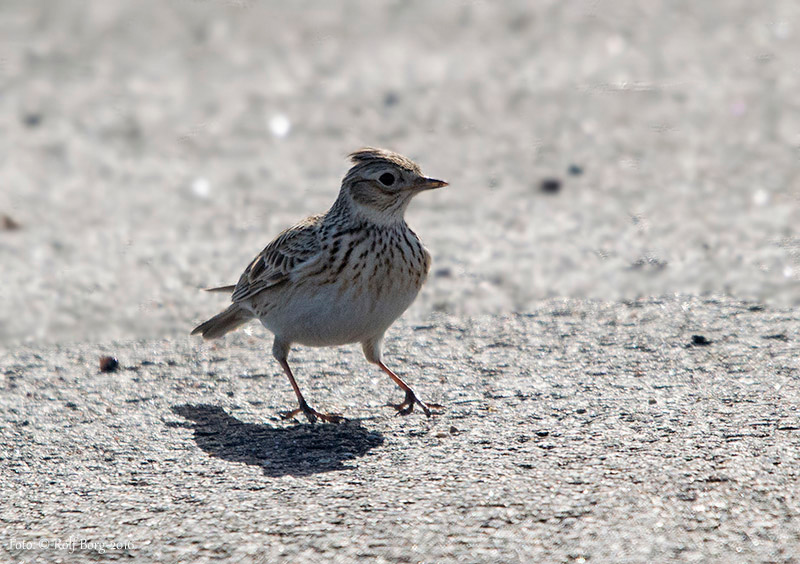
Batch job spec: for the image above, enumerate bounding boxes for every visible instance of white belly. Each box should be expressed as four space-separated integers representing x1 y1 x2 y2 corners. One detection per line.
259 276 421 346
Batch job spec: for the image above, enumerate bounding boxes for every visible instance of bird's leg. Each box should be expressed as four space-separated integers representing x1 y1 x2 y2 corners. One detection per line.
377 361 440 417
275 356 342 424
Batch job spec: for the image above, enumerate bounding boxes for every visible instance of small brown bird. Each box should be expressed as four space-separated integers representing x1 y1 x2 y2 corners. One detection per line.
192 148 447 423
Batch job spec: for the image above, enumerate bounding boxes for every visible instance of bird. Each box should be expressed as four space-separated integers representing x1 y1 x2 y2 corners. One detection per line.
191 148 447 423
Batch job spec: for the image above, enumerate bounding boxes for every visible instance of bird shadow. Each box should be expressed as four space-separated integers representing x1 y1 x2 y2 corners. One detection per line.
169 404 385 477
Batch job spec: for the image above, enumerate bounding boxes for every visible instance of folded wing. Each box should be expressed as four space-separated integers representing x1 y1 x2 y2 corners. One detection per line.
231 214 324 303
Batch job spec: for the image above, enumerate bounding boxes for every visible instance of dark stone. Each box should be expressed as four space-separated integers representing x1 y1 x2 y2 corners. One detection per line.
23 113 42 127
1 214 21 231
540 178 562 193
100 356 120 372
384 91 399 106
762 333 788 341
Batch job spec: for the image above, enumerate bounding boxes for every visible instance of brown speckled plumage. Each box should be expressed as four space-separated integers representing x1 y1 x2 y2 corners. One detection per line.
192 148 447 423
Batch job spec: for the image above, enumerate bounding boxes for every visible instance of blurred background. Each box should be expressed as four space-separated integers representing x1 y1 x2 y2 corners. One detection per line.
0 0 798 345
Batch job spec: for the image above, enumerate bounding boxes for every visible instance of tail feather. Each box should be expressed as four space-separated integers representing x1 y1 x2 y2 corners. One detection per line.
203 285 236 293
191 305 253 340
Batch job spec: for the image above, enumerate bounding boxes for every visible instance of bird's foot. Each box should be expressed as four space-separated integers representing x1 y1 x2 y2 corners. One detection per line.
387 389 442 418
280 399 343 424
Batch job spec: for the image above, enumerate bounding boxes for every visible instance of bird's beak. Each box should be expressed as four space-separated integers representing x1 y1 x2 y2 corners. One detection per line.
413 177 449 191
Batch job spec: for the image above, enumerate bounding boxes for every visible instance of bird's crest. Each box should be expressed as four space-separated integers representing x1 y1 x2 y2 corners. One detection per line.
348 147 421 174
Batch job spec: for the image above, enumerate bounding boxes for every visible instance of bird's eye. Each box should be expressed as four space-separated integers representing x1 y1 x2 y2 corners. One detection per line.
378 172 395 186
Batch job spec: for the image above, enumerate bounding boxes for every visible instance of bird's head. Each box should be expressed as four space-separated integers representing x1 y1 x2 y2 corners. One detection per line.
337 148 447 224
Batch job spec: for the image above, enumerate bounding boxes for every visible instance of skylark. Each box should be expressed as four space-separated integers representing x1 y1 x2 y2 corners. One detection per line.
192 148 447 423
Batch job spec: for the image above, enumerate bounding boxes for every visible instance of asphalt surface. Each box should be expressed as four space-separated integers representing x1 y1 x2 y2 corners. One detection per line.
3 298 800 563
1 1 800 563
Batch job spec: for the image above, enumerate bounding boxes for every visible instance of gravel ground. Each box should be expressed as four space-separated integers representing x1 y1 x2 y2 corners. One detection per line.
2 298 800 563
1 1 800 562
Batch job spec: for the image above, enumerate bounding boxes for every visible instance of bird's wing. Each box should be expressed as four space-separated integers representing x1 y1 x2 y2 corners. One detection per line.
230 215 324 303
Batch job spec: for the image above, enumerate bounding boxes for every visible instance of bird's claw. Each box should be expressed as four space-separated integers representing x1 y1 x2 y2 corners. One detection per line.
280 401 343 424
387 390 441 418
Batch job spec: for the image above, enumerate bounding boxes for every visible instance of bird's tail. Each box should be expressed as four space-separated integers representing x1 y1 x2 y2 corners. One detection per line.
191 304 253 340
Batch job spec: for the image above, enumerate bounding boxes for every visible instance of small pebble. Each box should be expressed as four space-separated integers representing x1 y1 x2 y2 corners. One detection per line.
648 398 657 405
753 189 769 206
99 356 119 372
536 430 549 437
762 333 788 341
384 91 399 107
268 113 291 138
449 426 459 434
23 113 42 127
540 178 562 194
1 214 21 231
691 335 711 346
576 408 587 414
191 177 211 199
567 164 583 176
